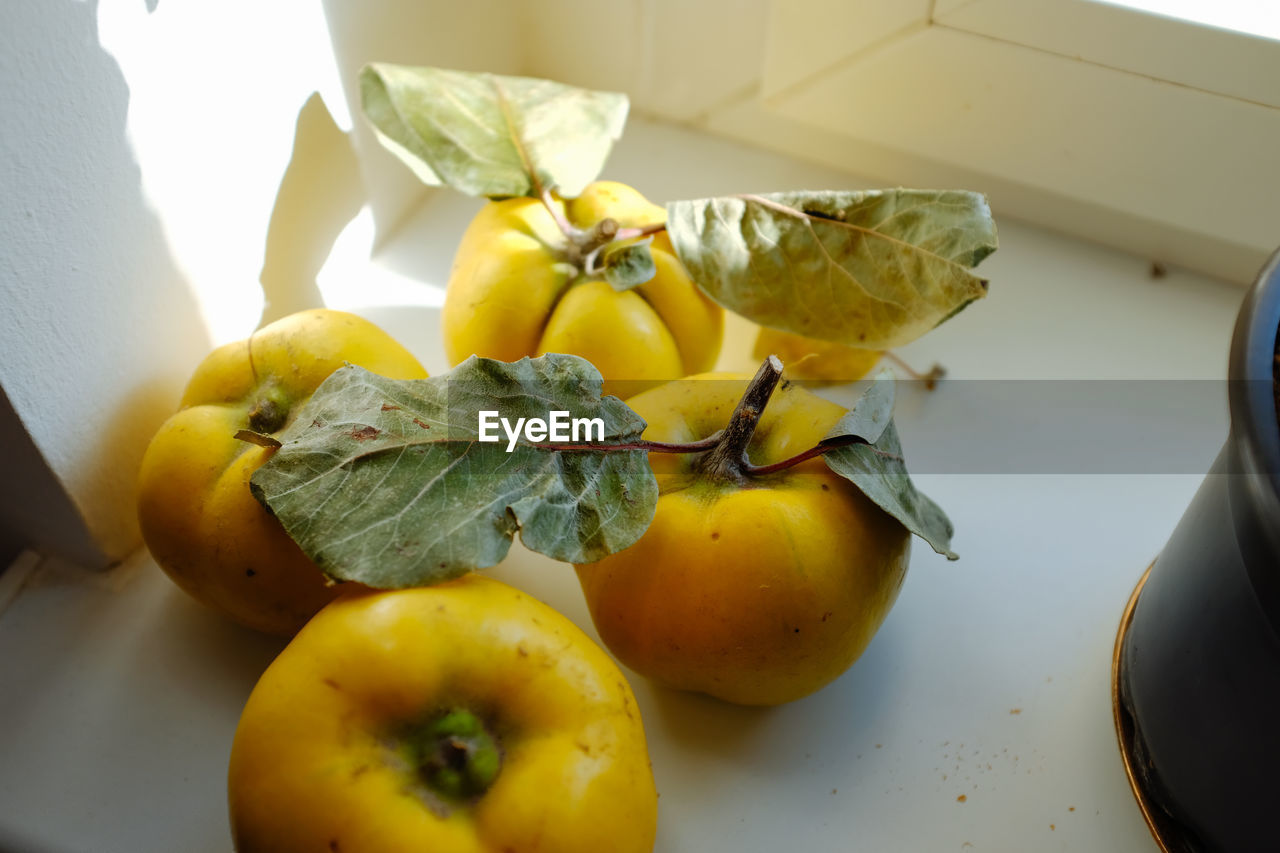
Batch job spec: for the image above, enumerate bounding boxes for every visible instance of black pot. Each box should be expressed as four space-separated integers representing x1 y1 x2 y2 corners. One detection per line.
1116 250 1280 852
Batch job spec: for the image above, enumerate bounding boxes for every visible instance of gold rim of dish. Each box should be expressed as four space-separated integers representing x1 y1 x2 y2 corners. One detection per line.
1112 563 1197 853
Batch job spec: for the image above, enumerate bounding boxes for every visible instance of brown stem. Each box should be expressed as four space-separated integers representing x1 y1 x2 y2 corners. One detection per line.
743 436 903 476
693 355 784 484
613 222 667 241
536 185 666 278
540 187 585 258
530 431 724 455
575 219 623 277
538 190 648 274
884 351 946 390
583 217 618 249
744 442 842 476
537 422 902 476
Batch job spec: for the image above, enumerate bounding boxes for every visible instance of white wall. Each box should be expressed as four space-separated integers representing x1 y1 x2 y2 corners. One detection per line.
1 0 364 569
0 0 210 567
321 0 528 237
325 0 1280 282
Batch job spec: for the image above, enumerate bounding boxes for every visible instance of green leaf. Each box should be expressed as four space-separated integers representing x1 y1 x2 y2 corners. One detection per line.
821 370 894 446
359 64 629 199
667 190 997 349
824 420 957 560
601 238 657 291
249 355 658 588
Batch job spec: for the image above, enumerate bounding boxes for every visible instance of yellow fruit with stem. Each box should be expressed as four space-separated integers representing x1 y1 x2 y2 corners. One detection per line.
575 360 912 705
136 309 428 635
443 181 722 395
228 574 658 852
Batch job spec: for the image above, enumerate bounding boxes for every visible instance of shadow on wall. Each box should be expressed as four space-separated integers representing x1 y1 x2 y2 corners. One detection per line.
0 0 208 569
320 0 525 236
257 92 364 327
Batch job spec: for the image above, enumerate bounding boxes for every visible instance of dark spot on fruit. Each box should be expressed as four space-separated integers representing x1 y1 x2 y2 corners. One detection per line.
329 840 340 851
821 611 832 622
351 765 369 779
794 627 800 633
821 483 829 491
858 333 867 342
349 425 379 441
517 645 528 657
710 531 720 541
323 678 342 692
245 568 256 577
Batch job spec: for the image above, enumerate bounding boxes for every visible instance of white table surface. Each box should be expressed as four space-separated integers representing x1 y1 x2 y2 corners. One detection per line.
0 120 1249 852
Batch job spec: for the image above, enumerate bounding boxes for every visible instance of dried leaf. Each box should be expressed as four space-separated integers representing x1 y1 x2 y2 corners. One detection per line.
360 64 628 199
668 190 996 349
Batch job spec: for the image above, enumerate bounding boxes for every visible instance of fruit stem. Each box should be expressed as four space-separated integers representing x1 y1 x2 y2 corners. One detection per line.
582 216 618 250
246 386 290 434
530 430 724 455
614 222 667 242
743 437 904 476
694 355 784 484
413 708 501 801
540 186 587 261
536 185 669 279
884 351 946 390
